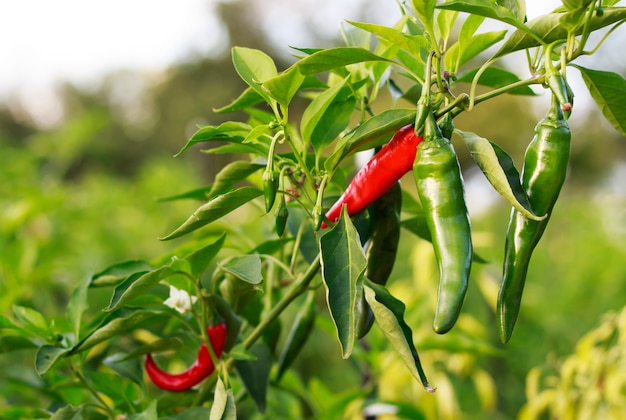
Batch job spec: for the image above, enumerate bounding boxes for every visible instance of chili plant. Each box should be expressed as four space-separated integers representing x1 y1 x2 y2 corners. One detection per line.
3 0 626 418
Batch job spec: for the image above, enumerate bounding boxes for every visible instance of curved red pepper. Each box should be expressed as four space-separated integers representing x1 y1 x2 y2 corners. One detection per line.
322 125 423 228
145 323 227 392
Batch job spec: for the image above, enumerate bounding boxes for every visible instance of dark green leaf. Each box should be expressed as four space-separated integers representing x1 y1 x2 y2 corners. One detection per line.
208 161 265 199
319 207 366 359
107 266 174 311
235 342 273 413
0 335 37 353
160 187 263 240
296 47 391 75
401 215 432 241
457 130 545 220
35 345 70 375
310 98 356 152
175 121 254 157
70 310 155 355
456 67 536 95
494 7 626 57
363 281 433 391
50 405 81 420
90 260 155 287
214 87 264 114
186 234 226 279
437 0 527 31
573 65 626 136
220 254 263 284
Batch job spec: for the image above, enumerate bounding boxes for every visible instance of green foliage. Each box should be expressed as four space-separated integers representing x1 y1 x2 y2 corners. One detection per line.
2 0 626 418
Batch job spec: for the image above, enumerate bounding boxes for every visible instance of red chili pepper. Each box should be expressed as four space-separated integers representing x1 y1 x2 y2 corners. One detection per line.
321 125 423 228
145 323 227 392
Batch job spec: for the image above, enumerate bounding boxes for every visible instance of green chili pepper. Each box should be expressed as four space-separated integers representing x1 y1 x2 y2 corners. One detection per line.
275 291 317 381
357 180 402 338
498 95 571 343
413 111 472 334
262 169 278 212
275 192 288 236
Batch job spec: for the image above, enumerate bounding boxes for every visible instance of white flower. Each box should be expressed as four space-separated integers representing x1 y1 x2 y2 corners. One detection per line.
163 285 198 314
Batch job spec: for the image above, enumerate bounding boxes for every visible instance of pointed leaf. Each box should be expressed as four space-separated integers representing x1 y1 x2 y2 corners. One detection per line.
319 207 366 359
456 67 536 96
235 342 272 413
232 47 278 103
457 130 545 220
496 0 526 21
494 7 626 57
67 276 91 338
160 187 263 240
107 266 174 311
208 161 265 199
437 0 528 32
90 260 155 287
220 254 263 284
412 0 437 37
346 20 428 57
70 310 156 355
214 87 264 114
327 108 416 170
445 30 507 72
262 66 306 107
296 47 391 75
301 77 349 147
210 376 237 420
310 97 356 152
13 305 48 337
35 345 70 375
176 121 254 157
186 234 226 279
364 281 433 391
573 65 626 136
50 405 81 420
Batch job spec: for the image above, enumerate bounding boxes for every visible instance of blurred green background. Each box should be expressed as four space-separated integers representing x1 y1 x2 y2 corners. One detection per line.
1 0 626 418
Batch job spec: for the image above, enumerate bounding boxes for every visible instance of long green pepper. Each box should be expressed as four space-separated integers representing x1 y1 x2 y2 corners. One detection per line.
498 95 571 343
413 112 472 334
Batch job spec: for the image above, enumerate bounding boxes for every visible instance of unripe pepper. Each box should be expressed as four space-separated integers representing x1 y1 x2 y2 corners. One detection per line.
322 125 422 228
413 112 472 334
145 323 227 392
497 95 571 343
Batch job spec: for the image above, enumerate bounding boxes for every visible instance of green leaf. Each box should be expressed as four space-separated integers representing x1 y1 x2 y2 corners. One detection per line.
35 345 70 375
457 130 546 220
220 254 263 285
0 314 18 329
90 260 155 287
445 30 507 72
456 67 536 95
262 66 306 108
301 77 349 148
235 342 273 413
208 161 265 199
573 65 626 136
50 405 81 420
214 87 264 114
437 0 526 31
0 335 38 353
327 108 416 171
296 47 391 75
232 47 278 104
363 281 433 391
210 376 237 420
67 276 90 339
13 305 48 337
319 207 366 359
494 7 626 57
310 97 356 153
346 20 428 58
186 234 226 279
401 215 432 242
497 0 527 21
70 310 156 355
160 187 263 240
412 0 438 38
107 266 174 311
176 121 254 157
128 400 157 420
